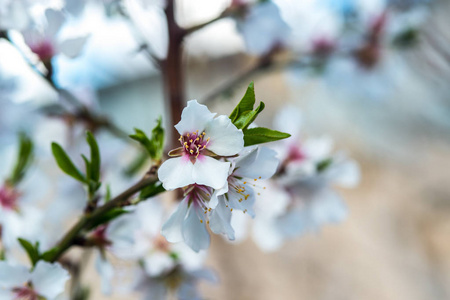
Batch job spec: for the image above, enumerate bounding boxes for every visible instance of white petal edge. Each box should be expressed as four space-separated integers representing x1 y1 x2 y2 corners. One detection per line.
233 146 279 180
31 261 69 299
192 156 230 189
182 204 210 252
158 156 195 190
204 115 244 156
161 198 189 243
0 261 29 289
174 100 216 135
58 35 89 58
209 197 235 240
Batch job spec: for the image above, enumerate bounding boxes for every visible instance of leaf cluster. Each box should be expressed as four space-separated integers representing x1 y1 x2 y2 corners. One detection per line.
51 131 102 196
230 82 290 146
130 117 165 162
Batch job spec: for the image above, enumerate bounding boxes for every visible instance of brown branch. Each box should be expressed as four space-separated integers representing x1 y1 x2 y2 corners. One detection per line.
46 167 159 263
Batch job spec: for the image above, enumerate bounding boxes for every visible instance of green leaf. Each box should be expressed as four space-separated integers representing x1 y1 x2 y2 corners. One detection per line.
392 28 419 48
230 82 255 122
104 184 112 202
73 286 90 300
130 129 153 155
81 154 91 182
129 117 165 162
169 252 179 261
86 208 129 231
139 182 165 200
317 158 333 173
8 133 34 186
149 117 164 161
86 131 101 182
243 127 291 146
40 247 59 262
51 143 86 183
233 101 265 130
18 238 40 266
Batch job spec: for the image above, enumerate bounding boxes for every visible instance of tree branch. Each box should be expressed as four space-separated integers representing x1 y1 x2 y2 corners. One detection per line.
47 167 159 263
0 33 129 141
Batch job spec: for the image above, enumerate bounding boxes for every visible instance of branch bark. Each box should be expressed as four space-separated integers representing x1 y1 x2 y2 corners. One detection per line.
47 168 159 262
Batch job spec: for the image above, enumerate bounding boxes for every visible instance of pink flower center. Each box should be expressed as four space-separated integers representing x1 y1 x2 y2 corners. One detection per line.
30 39 54 61
178 131 210 158
153 234 170 252
12 286 39 300
90 224 112 247
0 185 19 210
287 144 306 162
184 184 212 218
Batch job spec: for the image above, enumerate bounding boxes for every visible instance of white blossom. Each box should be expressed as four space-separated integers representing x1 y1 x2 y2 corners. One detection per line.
236 0 290 55
158 100 244 190
0 260 69 300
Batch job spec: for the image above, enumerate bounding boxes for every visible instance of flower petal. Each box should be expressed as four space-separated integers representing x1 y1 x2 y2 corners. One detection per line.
143 251 175 277
233 147 278 180
158 156 195 190
31 261 69 299
209 196 235 240
0 261 29 289
44 9 65 38
182 204 210 252
326 158 360 188
58 36 89 58
95 253 114 296
204 115 244 156
303 136 334 161
192 156 230 189
227 184 256 217
161 198 189 243
174 100 216 135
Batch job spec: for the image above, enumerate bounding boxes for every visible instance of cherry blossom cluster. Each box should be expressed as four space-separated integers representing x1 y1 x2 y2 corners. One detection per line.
0 0 430 299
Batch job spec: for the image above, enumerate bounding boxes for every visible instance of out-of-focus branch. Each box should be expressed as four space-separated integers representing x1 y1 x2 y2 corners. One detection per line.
201 51 284 105
185 10 231 36
0 33 129 141
184 4 246 36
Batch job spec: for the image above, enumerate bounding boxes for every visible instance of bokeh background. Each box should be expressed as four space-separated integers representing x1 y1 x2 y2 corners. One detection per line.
2 0 450 299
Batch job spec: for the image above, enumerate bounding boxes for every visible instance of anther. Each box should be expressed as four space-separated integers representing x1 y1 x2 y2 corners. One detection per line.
200 220 203 223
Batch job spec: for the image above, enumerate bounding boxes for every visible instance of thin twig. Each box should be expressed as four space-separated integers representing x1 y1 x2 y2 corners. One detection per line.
47 167 159 263
0 33 130 141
